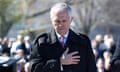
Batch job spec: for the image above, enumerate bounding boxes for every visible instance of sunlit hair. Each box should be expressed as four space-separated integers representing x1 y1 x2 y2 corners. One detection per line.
50 2 72 17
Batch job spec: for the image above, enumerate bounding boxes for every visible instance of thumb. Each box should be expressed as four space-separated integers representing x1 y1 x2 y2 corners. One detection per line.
64 47 69 55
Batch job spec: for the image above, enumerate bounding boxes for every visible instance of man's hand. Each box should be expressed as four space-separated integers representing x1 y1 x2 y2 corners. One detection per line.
60 48 80 65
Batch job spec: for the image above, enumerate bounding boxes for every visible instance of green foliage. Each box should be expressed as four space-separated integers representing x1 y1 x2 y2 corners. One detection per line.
0 0 22 37
0 0 12 9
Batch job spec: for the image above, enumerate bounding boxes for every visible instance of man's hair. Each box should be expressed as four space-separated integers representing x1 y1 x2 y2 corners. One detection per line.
50 2 72 17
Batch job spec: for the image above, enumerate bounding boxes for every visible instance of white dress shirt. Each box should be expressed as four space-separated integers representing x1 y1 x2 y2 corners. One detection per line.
56 31 69 71
56 32 69 45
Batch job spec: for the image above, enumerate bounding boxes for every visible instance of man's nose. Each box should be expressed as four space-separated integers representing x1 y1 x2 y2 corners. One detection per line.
58 24 62 27
58 22 63 26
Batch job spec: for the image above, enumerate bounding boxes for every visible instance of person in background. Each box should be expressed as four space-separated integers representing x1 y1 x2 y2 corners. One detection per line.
24 62 30 72
0 37 2 55
23 36 32 58
91 40 102 61
10 34 23 56
99 34 116 56
103 51 111 72
94 34 103 48
96 58 105 72
1 37 10 56
30 2 96 72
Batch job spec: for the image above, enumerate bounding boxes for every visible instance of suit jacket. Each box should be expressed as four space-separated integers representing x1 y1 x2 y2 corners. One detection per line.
30 29 97 72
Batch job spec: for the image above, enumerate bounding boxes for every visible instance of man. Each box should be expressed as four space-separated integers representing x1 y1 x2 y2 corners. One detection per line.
30 2 97 72
11 34 23 55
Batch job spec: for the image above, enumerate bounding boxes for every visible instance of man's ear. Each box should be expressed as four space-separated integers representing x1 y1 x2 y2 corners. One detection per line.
69 16 73 25
71 17 73 22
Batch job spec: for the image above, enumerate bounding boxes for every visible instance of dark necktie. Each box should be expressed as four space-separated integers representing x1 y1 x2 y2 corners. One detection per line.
61 37 64 47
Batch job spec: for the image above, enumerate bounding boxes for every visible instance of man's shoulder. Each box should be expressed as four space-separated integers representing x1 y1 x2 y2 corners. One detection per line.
75 32 89 40
33 32 50 44
36 32 48 39
70 30 90 41
35 29 52 39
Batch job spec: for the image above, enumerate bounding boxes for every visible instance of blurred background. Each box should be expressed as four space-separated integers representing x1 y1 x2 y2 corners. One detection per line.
0 0 120 72
0 0 120 40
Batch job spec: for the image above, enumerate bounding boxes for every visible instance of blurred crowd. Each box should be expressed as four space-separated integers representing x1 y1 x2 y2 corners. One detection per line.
91 34 117 72
0 33 119 72
0 34 32 72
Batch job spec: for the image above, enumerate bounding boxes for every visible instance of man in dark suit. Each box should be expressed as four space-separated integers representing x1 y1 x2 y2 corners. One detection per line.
30 2 97 72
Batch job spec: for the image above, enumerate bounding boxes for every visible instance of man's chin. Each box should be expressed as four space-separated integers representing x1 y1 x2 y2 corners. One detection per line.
60 31 67 35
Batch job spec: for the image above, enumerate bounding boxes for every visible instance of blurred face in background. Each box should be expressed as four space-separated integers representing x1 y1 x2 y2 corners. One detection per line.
96 58 104 69
50 7 73 36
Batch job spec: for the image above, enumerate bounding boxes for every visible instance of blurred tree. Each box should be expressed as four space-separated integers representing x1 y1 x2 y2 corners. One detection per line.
0 0 22 37
63 0 110 35
65 0 102 35
25 0 102 35
7 0 117 37
105 0 120 24
0 0 34 37
0 0 12 37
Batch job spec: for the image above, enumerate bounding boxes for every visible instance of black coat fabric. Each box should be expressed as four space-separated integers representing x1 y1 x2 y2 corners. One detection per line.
30 29 97 72
111 45 120 72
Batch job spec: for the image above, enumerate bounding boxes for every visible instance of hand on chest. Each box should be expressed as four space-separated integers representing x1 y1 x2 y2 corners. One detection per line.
45 41 86 59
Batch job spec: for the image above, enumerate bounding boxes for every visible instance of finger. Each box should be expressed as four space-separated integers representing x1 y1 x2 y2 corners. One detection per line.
64 48 69 55
71 61 80 64
72 56 80 59
69 51 79 56
72 59 80 62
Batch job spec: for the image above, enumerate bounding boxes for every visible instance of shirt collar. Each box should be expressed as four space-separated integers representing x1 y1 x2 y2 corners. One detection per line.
56 31 69 39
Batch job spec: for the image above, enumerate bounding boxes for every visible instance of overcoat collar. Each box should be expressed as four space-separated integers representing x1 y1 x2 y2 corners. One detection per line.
49 29 78 45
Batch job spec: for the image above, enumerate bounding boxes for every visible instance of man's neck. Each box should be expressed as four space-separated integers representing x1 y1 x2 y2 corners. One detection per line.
56 31 69 38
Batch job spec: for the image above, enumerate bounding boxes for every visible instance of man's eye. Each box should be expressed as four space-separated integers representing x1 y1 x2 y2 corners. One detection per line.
55 20 60 23
62 20 66 22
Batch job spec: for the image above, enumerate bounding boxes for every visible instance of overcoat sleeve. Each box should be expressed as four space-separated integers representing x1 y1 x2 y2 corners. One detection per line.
85 35 97 72
79 33 97 72
111 46 120 71
30 33 61 72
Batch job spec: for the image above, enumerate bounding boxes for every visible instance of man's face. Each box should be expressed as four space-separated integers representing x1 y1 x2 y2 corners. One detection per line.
50 9 73 36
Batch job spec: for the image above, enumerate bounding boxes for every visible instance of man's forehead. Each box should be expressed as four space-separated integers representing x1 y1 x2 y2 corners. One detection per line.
51 7 67 14
51 12 69 20
51 9 68 16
